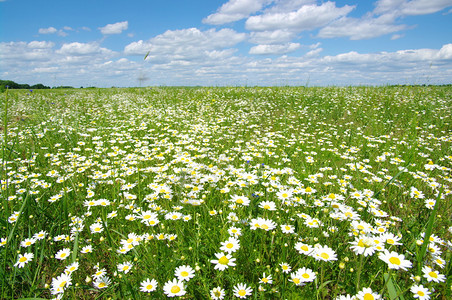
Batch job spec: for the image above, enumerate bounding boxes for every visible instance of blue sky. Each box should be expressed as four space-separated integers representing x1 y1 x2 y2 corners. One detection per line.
1 0 451 87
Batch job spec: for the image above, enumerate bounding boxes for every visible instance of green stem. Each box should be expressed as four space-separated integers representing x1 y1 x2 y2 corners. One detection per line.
356 255 364 292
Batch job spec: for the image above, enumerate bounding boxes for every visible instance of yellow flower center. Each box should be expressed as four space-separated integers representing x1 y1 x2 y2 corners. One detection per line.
143 215 151 219
263 205 270 209
292 278 300 284
238 289 246 296
261 224 269 230
363 294 374 300
387 239 394 244
98 282 106 288
389 257 401 265
236 198 244 204
226 243 234 249
19 257 27 262
146 284 153 290
320 252 329 260
218 256 229 265
428 271 438 278
181 271 189 277
302 273 310 279
301 245 309 251
305 187 312 192
171 285 181 293
417 291 425 296
60 253 67 258
262 278 268 283
59 281 67 288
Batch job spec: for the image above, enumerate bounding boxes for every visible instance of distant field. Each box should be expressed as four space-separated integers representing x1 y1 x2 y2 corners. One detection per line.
1 86 451 299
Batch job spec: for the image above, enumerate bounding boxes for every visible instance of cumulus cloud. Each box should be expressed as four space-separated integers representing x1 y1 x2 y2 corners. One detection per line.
318 13 407 40
245 2 354 31
203 0 271 25
99 21 128 35
249 29 298 44
38 27 57 34
374 0 452 16
57 42 114 56
124 28 246 63
249 42 301 55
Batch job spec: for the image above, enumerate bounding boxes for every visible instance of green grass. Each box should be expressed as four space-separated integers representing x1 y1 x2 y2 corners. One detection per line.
0 86 451 299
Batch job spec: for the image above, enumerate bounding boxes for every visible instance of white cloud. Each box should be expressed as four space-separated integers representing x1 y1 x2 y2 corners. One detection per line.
245 2 354 31
124 28 246 63
38 27 57 34
249 29 297 44
375 0 452 16
99 21 128 35
28 41 55 49
57 42 114 56
203 0 271 25
249 42 301 55
318 13 407 40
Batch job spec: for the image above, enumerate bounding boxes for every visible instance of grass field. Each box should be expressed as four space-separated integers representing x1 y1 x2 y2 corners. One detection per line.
1 86 451 299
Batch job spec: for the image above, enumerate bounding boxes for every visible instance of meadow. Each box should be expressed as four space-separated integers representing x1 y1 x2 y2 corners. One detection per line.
0 86 451 299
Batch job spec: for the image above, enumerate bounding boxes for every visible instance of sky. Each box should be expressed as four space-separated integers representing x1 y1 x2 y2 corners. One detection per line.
1 0 452 87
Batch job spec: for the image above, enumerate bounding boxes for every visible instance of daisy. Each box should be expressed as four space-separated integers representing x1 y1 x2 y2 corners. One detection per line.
20 238 36 248
140 278 158 292
80 245 93 254
117 261 133 274
163 278 186 297
289 271 304 286
50 272 72 295
33 230 47 240
230 195 250 206
211 252 236 271
94 275 111 289
14 253 34 268
294 242 313 255
280 262 292 274
233 283 252 299
55 248 71 260
174 265 195 281
259 273 273 284
259 201 277 211
228 226 242 237
220 237 240 253
295 267 316 283
422 266 446 283
313 245 337 262
280 224 295 234
379 250 412 270
410 284 431 300
64 262 79 275
350 236 377 257
355 287 381 300
210 286 226 299
89 222 103 234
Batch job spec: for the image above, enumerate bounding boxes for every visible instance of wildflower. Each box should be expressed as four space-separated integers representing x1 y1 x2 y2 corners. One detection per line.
220 237 240 253
20 238 36 248
228 226 242 237
313 245 337 262
174 265 195 281
378 250 412 270
294 267 316 283
355 287 381 300
33 230 47 240
422 266 446 282
259 201 277 211
210 286 226 299
94 275 111 289
93 268 107 279
51 272 72 295
279 262 292 273
64 262 79 275
163 278 186 297
55 248 71 260
211 252 236 271
230 195 250 206
289 271 304 286
259 273 273 284
350 236 377 257
80 245 93 253
140 278 158 292
117 261 133 274
89 222 103 234
14 253 34 268
294 242 313 255
233 283 253 299
410 284 431 300
280 224 295 234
